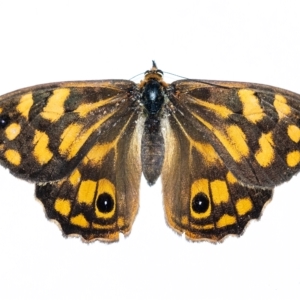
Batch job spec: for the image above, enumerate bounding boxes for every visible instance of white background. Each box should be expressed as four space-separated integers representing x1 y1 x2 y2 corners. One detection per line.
0 1 300 299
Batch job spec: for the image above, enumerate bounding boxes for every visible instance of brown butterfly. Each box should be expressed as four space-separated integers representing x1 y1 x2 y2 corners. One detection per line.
0 61 299 242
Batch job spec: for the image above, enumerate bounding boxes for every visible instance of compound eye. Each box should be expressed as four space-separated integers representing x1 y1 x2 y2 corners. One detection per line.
157 69 164 76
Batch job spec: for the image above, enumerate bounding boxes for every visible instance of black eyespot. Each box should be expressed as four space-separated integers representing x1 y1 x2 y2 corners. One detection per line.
0 114 10 129
96 193 114 213
192 193 209 213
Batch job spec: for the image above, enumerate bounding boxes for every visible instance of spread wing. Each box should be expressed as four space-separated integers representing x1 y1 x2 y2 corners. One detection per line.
162 79 300 241
0 80 143 241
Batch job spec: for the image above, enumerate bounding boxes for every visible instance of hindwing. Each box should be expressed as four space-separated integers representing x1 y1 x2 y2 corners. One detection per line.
36 127 142 241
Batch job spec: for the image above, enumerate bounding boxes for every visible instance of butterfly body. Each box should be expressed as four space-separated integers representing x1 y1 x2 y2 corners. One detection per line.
140 65 167 185
0 62 300 242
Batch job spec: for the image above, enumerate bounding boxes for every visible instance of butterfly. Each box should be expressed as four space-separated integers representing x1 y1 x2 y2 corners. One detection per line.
0 61 299 242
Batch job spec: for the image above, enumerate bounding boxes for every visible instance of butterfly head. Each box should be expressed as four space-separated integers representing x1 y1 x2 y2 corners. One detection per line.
145 61 163 78
140 61 167 88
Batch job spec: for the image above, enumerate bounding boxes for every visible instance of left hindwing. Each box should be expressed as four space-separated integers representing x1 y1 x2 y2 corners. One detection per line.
36 125 142 242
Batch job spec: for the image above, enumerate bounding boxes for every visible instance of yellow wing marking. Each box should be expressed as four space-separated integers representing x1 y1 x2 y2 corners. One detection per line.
40 88 70 122
59 123 82 155
226 171 237 183
190 96 232 118
54 198 71 216
82 113 137 166
172 114 220 165
254 132 274 167
33 130 53 165
216 214 236 228
190 223 214 230
83 142 115 166
92 223 116 230
210 180 229 204
182 213 215 231
286 151 300 167
59 111 114 160
225 125 249 159
192 142 220 164
16 93 34 120
235 197 253 216
69 169 81 186
117 217 125 228
191 112 249 162
287 125 300 143
70 214 89 228
181 215 189 226
274 94 291 119
4 149 21 166
5 123 21 140
75 97 119 117
238 89 265 123
77 180 97 205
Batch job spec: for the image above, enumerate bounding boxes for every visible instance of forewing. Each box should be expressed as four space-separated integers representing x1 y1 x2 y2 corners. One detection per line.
0 80 137 181
167 80 300 188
